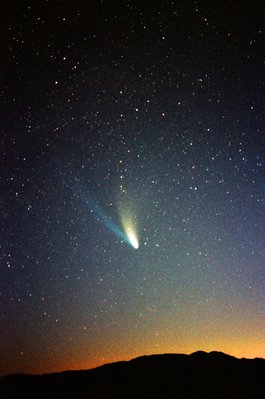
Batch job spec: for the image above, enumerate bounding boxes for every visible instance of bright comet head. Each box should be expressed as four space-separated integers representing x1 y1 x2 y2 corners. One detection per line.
126 229 139 249
119 209 139 249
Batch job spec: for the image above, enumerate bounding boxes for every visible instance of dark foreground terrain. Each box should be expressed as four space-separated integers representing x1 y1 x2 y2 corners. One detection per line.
1 351 265 398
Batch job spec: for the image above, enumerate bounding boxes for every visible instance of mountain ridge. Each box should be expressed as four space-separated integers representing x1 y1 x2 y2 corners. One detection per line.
1 351 265 398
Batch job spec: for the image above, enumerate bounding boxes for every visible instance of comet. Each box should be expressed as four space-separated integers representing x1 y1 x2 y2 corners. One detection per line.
93 203 139 249
125 226 139 249
71 180 139 249
120 211 139 249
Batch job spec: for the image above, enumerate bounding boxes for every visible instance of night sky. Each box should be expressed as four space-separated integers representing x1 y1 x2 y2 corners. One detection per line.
2 0 265 376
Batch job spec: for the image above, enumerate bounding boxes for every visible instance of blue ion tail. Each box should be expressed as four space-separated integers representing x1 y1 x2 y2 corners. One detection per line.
95 205 129 244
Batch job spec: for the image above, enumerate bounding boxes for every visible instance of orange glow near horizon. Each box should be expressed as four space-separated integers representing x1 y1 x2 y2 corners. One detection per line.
3 336 265 377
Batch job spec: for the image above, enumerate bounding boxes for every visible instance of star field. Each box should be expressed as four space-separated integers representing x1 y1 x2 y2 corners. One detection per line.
2 0 265 375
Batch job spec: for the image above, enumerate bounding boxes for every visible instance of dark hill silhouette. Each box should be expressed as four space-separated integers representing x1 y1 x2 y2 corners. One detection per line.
1 351 265 398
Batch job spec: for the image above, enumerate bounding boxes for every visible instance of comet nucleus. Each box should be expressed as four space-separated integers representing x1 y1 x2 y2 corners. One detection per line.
119 208 139 249
126 228 139 249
